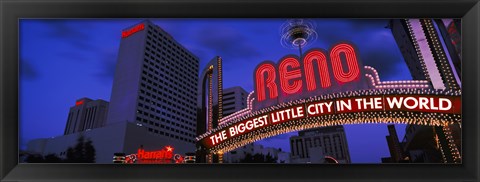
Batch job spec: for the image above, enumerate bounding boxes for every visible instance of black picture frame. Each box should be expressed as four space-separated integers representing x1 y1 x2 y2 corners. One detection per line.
1 0 479 181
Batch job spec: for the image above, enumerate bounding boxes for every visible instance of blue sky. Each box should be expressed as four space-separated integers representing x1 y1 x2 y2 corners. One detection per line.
20 18 413 163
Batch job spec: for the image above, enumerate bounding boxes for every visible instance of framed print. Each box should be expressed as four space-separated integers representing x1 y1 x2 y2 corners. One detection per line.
1 0 479 181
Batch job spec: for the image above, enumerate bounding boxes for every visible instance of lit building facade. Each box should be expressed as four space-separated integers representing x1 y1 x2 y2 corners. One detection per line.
64 98 109 135
435 19 461 76
389 19 462 163
222 86 248 117
196 56 223 163
289 125 350 163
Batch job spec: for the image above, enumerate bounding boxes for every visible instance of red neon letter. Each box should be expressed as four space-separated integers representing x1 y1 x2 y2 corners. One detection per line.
255 63 278 101
304 50 331 90
137 149 145 159
330 43 360 83
279 57 302 95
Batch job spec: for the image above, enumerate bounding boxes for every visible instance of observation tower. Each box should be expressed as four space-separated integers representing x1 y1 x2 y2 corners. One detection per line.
280 19 318 57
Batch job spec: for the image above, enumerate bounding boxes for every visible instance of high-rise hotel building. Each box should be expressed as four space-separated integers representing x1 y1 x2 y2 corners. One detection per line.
107 20 199 147
26 20 200 163
64 98 109 135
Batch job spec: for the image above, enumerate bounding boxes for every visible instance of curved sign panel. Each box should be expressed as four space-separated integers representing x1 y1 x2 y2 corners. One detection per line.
198 89 461 153
196 42 461 154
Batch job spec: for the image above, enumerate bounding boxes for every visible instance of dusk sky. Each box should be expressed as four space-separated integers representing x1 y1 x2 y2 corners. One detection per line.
20 19 413 163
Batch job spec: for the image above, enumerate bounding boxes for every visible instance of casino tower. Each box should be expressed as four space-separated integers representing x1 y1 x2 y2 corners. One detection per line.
106 20 199 156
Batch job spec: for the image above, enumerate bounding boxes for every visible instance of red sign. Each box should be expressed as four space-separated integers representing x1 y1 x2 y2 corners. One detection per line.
75 100 84 106
383 95 461 114
137 146 173 160
122 23 145 38
121 146 187 164
334 96 385 113
306 100 335 117
206 104 304 146
200 94 461 149
254 43 362 103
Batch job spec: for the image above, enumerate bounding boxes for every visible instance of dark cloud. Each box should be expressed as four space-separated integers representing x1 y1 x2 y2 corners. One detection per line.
193 26 261 60
92 51 117 82
310 19 409 81
349 19 390 31
381 62 413 81
20 58 40 80
361 49 403 80
57 51 89 62
359 34 413 81
41 20 95 51
185 47 212 66
313 19 390 46
313 21 355 46
245 84 254 92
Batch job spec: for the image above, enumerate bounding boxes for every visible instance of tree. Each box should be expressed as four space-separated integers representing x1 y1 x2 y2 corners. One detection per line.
44 153 62 163
239 153 278 163
264 153 277 163
66 147 75 162
240 153 254 163
65 136 96 163
252 153 264 162
84 139 96 162
25 153 62 163
25 154 45 163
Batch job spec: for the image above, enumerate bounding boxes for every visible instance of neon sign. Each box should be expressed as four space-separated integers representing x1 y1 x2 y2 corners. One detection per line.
121 146 186 164
255 43 362 103
121 23 145 38
199 90 461 152
137 146 173 160
195 39 462 154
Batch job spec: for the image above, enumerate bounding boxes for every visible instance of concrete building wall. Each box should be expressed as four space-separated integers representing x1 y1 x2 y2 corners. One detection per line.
26 138 49 155
277 151 290 163
106 21 148 125
107 20 199 148
222 86 248 117
291 147 325 164
290 126 350 163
